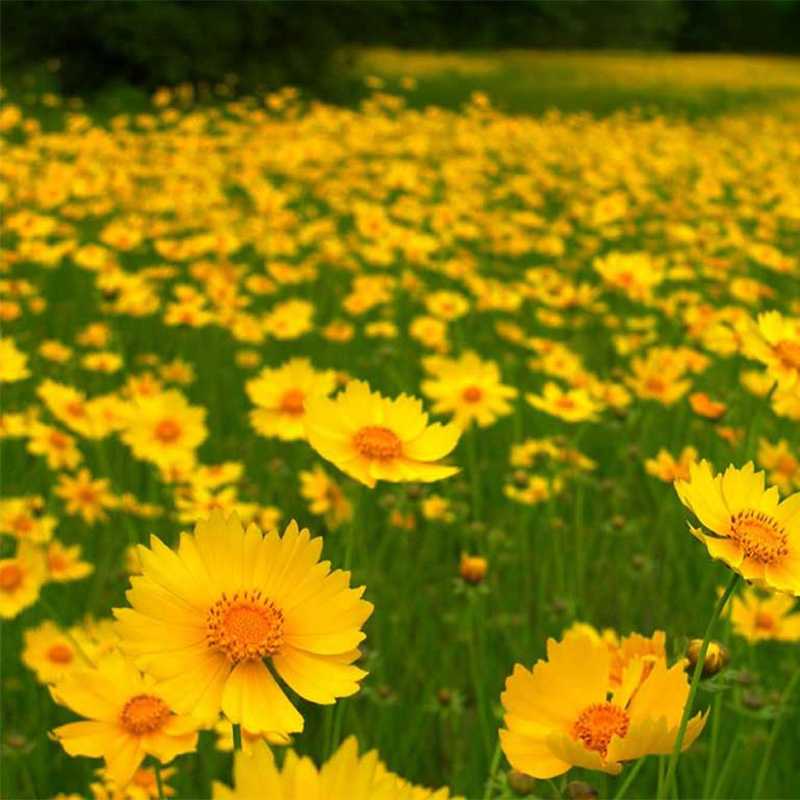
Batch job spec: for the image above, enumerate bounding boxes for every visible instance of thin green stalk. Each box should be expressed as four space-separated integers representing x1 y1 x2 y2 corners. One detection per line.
752 664 800 799
154 760 165 800
467 426 482 524
483 739 502 800
232 722 242 751
659 572 739 800
548 777 563 799
467 594 493 766
614 757 648 800
702 692 722 799
710 732 741 799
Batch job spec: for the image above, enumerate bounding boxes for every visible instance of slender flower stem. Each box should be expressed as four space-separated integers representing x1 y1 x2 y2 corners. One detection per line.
659 572 739 800
752 664 800 799
466 426 482 524
232 722 243 751
154 760 165 800
482 739 502 800
614 757 648 800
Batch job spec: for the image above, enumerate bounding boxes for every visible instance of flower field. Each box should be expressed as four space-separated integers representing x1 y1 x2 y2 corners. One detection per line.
1 54 800 800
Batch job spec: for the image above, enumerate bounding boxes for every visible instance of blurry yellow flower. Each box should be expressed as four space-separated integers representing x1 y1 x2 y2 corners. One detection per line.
0 542 47 619
758 439 800 495
0 496 57 543
23 620 88 683
526 382 600 423
645 447 699 483
421 494 455 523
422 351 518 429
305 380 460 488
45 540 94 582
115 511 372 735
0 337 31 382
247 358 336 441
742 311 800 389
56 469 117 525
299 464 352 530
729 586 800 643
459 553 488 584
689 392 726 420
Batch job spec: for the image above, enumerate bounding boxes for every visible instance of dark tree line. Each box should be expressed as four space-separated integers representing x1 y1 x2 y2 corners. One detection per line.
3 1 799 96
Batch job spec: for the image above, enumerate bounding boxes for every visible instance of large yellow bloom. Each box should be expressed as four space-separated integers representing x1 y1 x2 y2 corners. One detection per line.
421 351 518 429
742 311 800 389
212 736 454 800
114 511 373 735
304 381 460 488
246 358 336 441
51 651 199 788
675 461 800 594
500 635 706 779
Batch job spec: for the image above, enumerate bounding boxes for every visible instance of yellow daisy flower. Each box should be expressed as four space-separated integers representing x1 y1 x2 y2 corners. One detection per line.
742 311 800 389
729 586 800 643
500 635 706 779
304 381 460 489
51 651 200 788
246 358 336 441
0 542 47 619
22 620 89 683
114 511 373 735
675 461 800 594
212 736 454 799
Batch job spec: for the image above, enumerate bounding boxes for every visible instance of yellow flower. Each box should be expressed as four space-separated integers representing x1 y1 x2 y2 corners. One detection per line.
0 496 58 543
212 718 291 754
675 461 800 594
757 438 800 495
0 542 47 618
45 540 94 582
304 381 460 489
37 379 98 438
526 382 600 423
742 311 800 389
121 390 207 470
0 336 31 382
212 736 454 800
27 423 83 470
421 352 518 429
246 358 336 441
500 634 706 779
729 586 800 643
51 651 199 788
91 765 177 800
645 447 699 483
22 620 89 683
56 468 117 525
299 464 352 530
114 511 373 735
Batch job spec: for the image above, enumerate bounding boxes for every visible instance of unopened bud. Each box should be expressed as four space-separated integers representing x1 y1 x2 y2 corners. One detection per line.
686 639 730 677
459 553 488 585
567 780 598 800
508 770 535 796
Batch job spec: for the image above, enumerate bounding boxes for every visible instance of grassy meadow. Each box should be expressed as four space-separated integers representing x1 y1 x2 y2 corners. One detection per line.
1 50 800 800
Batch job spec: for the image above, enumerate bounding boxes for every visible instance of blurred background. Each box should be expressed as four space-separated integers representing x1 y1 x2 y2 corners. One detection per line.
3 0 800 108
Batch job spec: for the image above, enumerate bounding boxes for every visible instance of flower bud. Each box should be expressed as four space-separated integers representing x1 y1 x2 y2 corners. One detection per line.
685 639 730 677
508 770 535 796
459 553 488 585
567 780 598 800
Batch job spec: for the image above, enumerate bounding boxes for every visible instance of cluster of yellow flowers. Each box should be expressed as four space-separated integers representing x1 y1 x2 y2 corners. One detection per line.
1 75 800 800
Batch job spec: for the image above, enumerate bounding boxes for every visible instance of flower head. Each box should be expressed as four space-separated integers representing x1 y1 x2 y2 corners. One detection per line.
305 381 460 488
115 511 373 735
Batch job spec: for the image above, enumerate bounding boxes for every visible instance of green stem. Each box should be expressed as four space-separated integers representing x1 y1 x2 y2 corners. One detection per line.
467 426 482 524
614 756 648 800
154 760 165 800
752 664 800 799
659 572 739 800
232 722 242 751
467 594 492 767
702 692 722 799
483 739 502 800
710 732 741 799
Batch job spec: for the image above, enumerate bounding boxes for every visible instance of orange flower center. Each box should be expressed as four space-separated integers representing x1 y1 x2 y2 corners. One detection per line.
0 564 23 591
462 386 483 403
775 340 800 371
47 553 67 571
154 419 182 443
555 396 576 411
278 388 305 417
65 401 85 418
645 376 666 394
47 644 74 664
729 509 788 565
119 694 171 734
206 590 284 663
572 702 630 757
353 425 402 460
755 611 777 632
13 516 34 534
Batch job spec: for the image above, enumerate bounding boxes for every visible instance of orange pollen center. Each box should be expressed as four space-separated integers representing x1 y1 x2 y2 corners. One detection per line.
77 487 97 503
47 644 74 664
556 396 576 411
774 340 800 371
154 419 182 443
119 694 171 735
206 590 284 663
729 509 788 565
65 401 85 418
14 517 34 534
0 564 23 591
572 702 630 757
462 386 483 403
47 554 67 571
278 389 306 416
646 376 666 393
755 611 776 631
353 425 402 460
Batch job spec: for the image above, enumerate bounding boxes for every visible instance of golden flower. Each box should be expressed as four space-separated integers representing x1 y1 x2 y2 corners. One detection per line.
459 553 488 584
729 586 800 643
51 651 199 788
114 511 372 735
299 464 352 530
526 382 600 424
0 336 31 382
500 634 706 778
22 620 88 683
675 461 800 594
305 381 460 489
742 311 800 389
56 469 117 525
246 358 336 441
1 542 47 619
645 447 699 483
